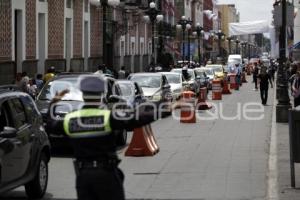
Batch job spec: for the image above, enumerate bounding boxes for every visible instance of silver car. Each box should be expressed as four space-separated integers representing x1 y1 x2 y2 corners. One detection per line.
128 73 172 108
171 68 200 95
160 72 183 100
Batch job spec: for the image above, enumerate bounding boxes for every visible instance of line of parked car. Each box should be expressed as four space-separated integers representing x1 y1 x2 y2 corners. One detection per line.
0 63 226 198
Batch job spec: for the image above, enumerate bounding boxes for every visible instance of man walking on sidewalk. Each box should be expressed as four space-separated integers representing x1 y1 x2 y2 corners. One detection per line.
258 66 273 105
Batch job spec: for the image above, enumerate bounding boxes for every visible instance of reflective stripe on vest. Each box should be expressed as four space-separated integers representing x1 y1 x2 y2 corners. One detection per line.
63 109 112 138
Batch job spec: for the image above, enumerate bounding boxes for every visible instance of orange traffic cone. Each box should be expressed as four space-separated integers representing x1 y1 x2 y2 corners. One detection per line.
212 79 222 100
125 125 159 157
197 87 212 110
222 79 231 94
229 74 238 90
180 91 196 123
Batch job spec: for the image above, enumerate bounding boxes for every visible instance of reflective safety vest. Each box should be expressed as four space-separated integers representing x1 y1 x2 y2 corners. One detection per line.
63 109 112 139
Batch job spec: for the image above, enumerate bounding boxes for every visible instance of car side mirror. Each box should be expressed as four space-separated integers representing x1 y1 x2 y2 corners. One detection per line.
0 127 17 138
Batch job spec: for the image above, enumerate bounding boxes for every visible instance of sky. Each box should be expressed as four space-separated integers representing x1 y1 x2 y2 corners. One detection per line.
217 0 274 24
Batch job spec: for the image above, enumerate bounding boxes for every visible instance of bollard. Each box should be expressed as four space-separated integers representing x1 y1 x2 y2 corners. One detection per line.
229 74 237 90
180 91 196 123
212 79 222 100
197 87 212 110
222 78 231 95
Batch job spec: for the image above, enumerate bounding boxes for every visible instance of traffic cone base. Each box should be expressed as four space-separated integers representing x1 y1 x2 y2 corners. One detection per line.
180 91 196 123
125 125 159 157
222 80 231 95
197 87 212 110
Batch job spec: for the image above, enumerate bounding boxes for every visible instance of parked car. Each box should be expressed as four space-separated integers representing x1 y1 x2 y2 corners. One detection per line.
116 80 147 109
160 72 183 100
194 68 211 90
128 73 172 114
170 68 200 95
205 64 225 80
36 73 128 146
0 86 51 199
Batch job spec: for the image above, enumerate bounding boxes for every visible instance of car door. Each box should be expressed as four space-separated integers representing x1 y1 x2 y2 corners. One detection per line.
1 97 33 183
161 75 171 102
0 98 23 185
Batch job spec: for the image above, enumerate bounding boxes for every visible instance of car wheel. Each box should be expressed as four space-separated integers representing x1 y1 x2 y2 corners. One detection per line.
25 153 48 199
116 129 127 146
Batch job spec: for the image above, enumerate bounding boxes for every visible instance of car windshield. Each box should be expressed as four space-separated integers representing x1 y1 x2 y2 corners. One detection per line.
164 74 181 84
203 69 213 75
130 75 161 88
171 69 195 79
228 58 241 63
209 66 223 73
38 77 83 101
118 82 135 97
196 71 205 78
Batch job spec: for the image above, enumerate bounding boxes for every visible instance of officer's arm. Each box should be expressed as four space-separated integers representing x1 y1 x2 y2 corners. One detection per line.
110 103 157 131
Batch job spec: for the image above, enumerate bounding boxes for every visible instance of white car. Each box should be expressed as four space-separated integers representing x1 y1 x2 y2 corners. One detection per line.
171 68 200 95
160 72 183 100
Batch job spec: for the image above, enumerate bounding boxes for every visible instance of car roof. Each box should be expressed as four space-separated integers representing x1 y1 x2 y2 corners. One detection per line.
51 73 114 81
205 64 222 67
171 68 194 71
130 72 162 76
160 72 182 76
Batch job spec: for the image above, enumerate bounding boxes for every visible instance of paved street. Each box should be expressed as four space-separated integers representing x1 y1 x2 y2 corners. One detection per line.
1 79 275 200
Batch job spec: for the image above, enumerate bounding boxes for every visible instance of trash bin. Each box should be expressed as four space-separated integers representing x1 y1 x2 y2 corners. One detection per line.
288 106 300 187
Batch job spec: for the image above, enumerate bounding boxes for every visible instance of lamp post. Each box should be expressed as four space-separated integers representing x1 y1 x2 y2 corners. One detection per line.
192 23 204 65
101 0 120 66
177 16 193 63
215 30 225 60
144 1 164 65
275 0 291 123
241 41 248 59
227 37 233 55
235 39 240 54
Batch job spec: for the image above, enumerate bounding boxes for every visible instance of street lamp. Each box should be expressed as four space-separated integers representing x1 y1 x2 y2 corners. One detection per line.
235 39 240 54
100 0 120 66
177 16 193 63
240 41 248 59
274 0 291 123
215 30 225 60
192 23 204 65
226 36 233 55
143 1 163 65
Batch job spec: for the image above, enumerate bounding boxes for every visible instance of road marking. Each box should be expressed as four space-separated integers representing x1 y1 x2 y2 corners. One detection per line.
267 86 279 200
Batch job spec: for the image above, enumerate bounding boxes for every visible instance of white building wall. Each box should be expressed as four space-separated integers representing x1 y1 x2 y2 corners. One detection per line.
294 1 300 44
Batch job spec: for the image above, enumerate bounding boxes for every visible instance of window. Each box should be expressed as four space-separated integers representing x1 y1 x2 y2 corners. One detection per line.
21 96 39 123
84 0 89 12
10 98 27 128
131 42 135 55
0 102 13 132
66 0 73 9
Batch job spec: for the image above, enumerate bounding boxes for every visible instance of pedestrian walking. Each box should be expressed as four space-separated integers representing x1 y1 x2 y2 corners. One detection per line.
253 62 259 90
49 75 157 200
235 63 242 90
292 63 300 107
258 67 273 105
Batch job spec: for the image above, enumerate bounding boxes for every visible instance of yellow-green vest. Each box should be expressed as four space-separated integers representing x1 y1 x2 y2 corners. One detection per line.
63 109 112 138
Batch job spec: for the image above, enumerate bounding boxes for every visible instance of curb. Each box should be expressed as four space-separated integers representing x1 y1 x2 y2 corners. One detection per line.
267 85 279 200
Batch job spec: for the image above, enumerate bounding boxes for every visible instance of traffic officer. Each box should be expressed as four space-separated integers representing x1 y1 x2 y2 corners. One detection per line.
50 75 157 200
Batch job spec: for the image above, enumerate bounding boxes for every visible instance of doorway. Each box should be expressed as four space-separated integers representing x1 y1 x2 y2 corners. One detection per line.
38 13 46 74
15 10 23 73
65 18 71 71
84 21 88 71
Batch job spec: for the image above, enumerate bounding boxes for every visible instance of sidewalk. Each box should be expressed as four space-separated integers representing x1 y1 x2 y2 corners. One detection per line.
277 113 300 199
